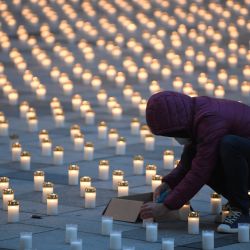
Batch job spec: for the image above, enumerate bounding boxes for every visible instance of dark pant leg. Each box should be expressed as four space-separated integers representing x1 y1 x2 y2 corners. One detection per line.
220 135 250 214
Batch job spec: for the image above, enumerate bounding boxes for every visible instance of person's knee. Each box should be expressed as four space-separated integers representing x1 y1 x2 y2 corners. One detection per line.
220 135 239 155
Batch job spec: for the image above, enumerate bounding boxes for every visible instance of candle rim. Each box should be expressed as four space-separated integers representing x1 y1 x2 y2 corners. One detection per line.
0 176 9 182
112 170 124 175
3 188 14 194
34 170 45 176
8 199 19 206
47 193 58 199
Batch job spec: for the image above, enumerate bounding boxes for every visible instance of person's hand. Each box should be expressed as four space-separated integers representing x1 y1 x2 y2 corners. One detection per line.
153 182 171 202
140 202 170 220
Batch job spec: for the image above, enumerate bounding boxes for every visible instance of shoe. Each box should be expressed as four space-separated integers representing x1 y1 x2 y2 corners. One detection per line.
214 203 231 223
217 209 250 233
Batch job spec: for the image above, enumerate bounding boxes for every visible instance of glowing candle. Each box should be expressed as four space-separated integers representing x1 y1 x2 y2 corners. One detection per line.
146 222 158 242
3 188 14 210
53 146 64 165
85 110 95 125
70 125 81 141
98 160 110 180
54 112 65 128
98 121 108 139
118 180 129 197
42 182 54 203
130 118 140 135
238 224 249 243
8 200 19 223
110 231 122 250
97 89 108 106
0 120 9 136
19 101 29 118
112 170 124 190
145 134 155 151
108 129 119 147
163 150 174 169
123 85 133 101
85 187 96 208
74 134 84 151
91 76 102 91
68 165 79 186
112 105 123 120
63 81 73 96
34 171 45 191
47 193 58 215
145 165 157 185
140 125 150 142
214 85 225 98
131 92 142 107
0 177 9 196
116 137 126 155
12 142 22 161
8 90 19 105
20 151 31 171
80 101 91 117
84 142 94 160
221 208 230 222
65 224 78 244
228 75 238 90
72 94 82 111
179 203 190 221
102 216 113 235
133 155 144 175
36 85 46 100
39 129 49 144
210 193 222 214
41 138 52 156
202 230 214 250
19 232 32 250
151 175 162 192
188 211 199 234
205 80 215 95
80 176 91 197
28 116 38 132
241 81 250 96
162 238 174 250
73 63 83 78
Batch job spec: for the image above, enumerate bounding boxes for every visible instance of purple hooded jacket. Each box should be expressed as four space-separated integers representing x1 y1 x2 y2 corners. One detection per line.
146 91 250 210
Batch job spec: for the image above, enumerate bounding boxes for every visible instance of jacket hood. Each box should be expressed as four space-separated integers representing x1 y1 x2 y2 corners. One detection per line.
146 91 194 138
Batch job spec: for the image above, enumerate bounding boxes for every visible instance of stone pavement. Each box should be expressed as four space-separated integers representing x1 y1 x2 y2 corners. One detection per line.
0 0 250 249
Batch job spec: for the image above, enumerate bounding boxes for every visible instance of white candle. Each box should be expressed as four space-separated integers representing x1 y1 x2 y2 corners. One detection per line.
146 222 158 242
98 160 110 180
42 182 54 203
102 216 113 235
118 181 129 197
54 112 65 128
85 187 96 208
238 223 249 243
162 238 174 250
28 116 38 132
34 171 45 191
41 138 52 156
20 232 32 250
70 239 82 250
85 110 95 125
140 125 150 142
8 90 19 105
116 137 126 155
202 230 214 250
145 134 155 151
98 121 108 139
163 150 174 169
112 105 123 120
151 175 162 192
68 165 79 186
108 129 119 147
9 134 19 150
65 224 78 244
47 193 58 215
19 101 29 118
123 85 133 101
11 142 22 161
221 208 229 222
97 89 108 106
80 176 91 197
39 129 49 144
145 165 157 185
110 231 122 250
0 120 9 136
210 193 222 214
139 99 147 116
130 118 140 135
74 134 84 151
179 203 190 221
8 200 19 223
3 188 14 210
84 142 94 160
20 151 31 171
72 94 82 111
188 212 199 234
112 170 124 190
133 155 144 175
70 125 81 141
53 146 64 165
0 177 9 196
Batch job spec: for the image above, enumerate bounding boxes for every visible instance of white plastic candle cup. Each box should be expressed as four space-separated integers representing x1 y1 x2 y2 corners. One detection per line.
151 175 162 192
9 134 19 150
140 125 150 142
47 193 58 215
34 171 45 191
98 160 109 180
101 216 113 235
70 125 81 141
116 137 126 155
28 117 38 132
118 181 129 197
0 177 9 196
97 89 108 106
42 182 54 203
179 203 190 221
54 113 65 128
188 212 199 234
12 142 22 161
53 146 64 165
41 139 52 156
68 165 80 185
85 110 95 125
163 150 174 169
110 231 122 250
202 230 214 250
210 193 222 214
20 232 32 250
72 94 82 111
19 101 29 118
145 165 157 185
85 187 96 208
146 222 158 242
7 199 19 223
145 134 155 151
130 118 140 135
98 121 108 139
74 134 84 151
20 151 31 171
80 176 91 197
0 120 9 136
3 188 14 210
108 129 119 147
142 218 154 228
65 224 78 243
84 142 94 160
162 238 174 250
39 130 49 144
70 239 82 250
112 170 124 190
133 155 144 175
238 223 250 243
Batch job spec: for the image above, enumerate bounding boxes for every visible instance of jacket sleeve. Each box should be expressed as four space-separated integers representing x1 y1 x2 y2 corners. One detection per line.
162 143 196 189
164 116 228 210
